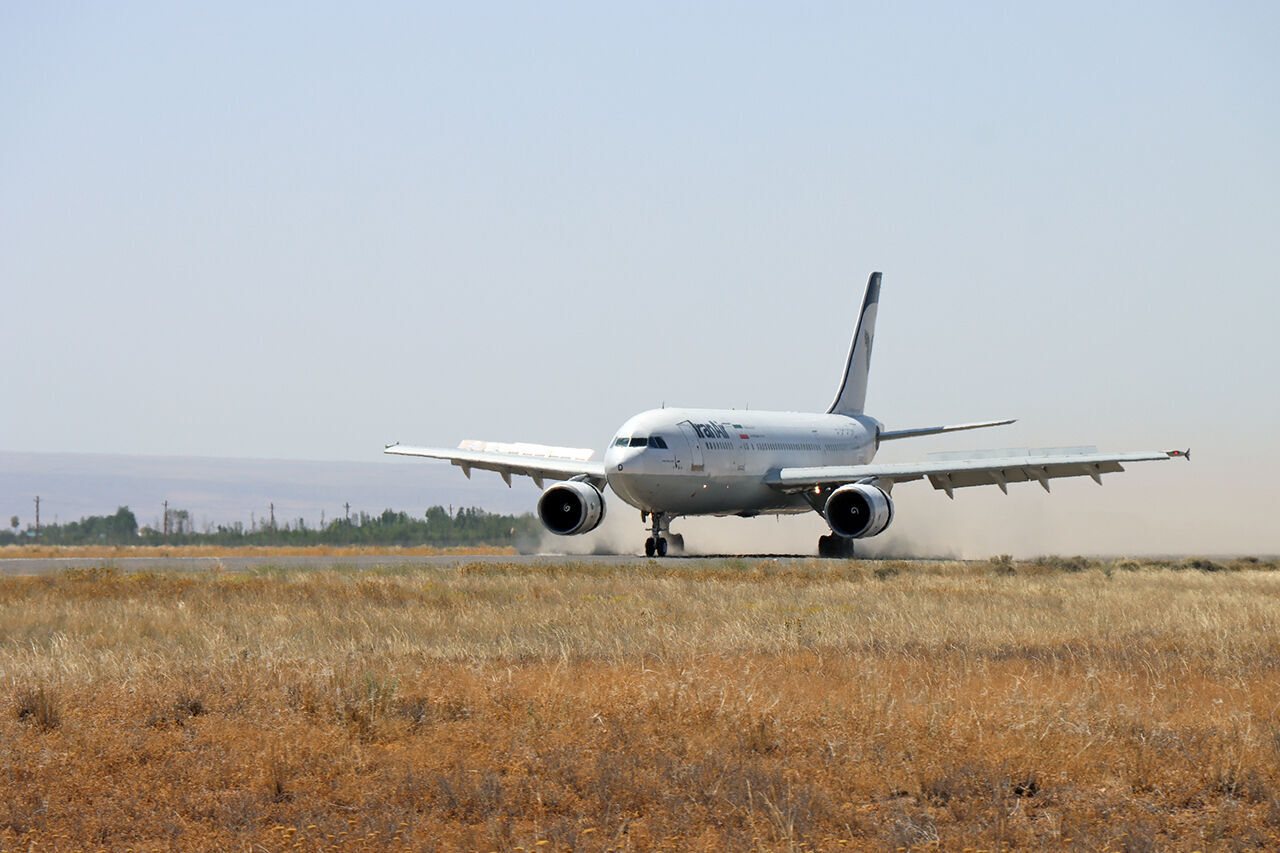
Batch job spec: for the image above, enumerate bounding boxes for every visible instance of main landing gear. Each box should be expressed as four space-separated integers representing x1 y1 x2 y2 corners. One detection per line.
642 511 683 557
818 534 856 559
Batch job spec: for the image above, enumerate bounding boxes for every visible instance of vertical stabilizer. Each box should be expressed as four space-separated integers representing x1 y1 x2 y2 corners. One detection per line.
827 272 882 416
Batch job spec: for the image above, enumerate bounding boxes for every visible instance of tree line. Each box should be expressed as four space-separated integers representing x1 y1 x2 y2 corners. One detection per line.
0 505 542 548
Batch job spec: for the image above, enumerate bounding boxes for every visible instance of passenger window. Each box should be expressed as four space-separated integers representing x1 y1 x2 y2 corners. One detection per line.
628 437 648 447
649 436 668 449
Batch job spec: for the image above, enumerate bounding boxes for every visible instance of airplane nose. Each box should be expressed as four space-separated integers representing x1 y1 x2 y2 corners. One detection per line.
605 447 645 502
607 440 641 458
604 445 633 474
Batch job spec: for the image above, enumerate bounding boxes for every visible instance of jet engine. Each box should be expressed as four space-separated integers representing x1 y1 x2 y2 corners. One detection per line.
537 481 606 535
824 482 893 539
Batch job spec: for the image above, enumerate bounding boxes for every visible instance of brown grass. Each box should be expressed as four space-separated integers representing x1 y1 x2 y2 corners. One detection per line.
2 558 1280 850
0 543 517 559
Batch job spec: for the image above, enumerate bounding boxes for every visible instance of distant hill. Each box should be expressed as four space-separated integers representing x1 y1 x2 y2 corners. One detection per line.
0 451 532 532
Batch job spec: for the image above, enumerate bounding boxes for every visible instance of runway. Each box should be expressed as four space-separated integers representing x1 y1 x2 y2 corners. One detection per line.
0 553 820 575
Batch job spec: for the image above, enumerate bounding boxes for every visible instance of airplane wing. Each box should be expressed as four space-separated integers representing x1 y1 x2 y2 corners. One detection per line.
384 440 606 490
765 447 1188 498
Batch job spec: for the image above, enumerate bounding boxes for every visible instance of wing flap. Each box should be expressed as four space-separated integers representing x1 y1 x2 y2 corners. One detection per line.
384 441 606 489
927 459 1131 495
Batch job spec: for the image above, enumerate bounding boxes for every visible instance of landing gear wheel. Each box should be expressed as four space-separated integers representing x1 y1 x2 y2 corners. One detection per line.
818 534 855 559
643 511 670 558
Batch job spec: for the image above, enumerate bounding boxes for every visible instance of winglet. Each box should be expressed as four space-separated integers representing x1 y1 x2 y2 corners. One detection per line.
1166 448 1191 461
827 272 882 416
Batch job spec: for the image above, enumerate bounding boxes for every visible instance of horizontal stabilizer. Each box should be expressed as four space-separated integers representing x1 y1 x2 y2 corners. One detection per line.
879 419 1016 441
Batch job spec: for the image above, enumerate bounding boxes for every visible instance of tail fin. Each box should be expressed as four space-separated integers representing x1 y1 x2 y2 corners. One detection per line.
827 272 882 415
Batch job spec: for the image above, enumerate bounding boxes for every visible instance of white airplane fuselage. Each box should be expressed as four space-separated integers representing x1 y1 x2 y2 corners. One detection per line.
604 407 882 516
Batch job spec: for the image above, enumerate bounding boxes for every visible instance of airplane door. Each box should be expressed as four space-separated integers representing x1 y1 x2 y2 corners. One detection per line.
677 421 706 474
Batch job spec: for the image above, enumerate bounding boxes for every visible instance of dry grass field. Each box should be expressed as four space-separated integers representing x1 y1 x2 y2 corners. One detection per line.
2 556 1280 851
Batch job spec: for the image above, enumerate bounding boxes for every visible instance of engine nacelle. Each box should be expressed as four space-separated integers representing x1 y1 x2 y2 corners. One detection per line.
537 481 606 536
824 482 893 539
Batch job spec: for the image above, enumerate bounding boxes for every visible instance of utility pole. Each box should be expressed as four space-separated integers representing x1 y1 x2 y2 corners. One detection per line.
163 499 169 538
33 496 40 539
269 502 275 529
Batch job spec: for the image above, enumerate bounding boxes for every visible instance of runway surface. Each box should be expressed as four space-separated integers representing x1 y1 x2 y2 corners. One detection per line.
0 553 821 575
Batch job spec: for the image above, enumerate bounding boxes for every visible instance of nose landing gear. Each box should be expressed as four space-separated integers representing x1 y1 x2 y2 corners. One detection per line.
642 511 681 557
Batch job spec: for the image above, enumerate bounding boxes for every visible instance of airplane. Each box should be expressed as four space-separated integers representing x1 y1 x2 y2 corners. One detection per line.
385 272 1188 557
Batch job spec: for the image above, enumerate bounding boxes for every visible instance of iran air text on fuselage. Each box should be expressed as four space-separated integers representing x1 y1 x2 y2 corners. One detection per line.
690 421 735 440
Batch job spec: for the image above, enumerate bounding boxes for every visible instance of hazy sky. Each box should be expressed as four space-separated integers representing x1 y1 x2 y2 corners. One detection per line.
3 3 1278 551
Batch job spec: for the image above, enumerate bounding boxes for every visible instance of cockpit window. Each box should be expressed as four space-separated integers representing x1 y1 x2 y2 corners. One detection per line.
616 436 667 449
